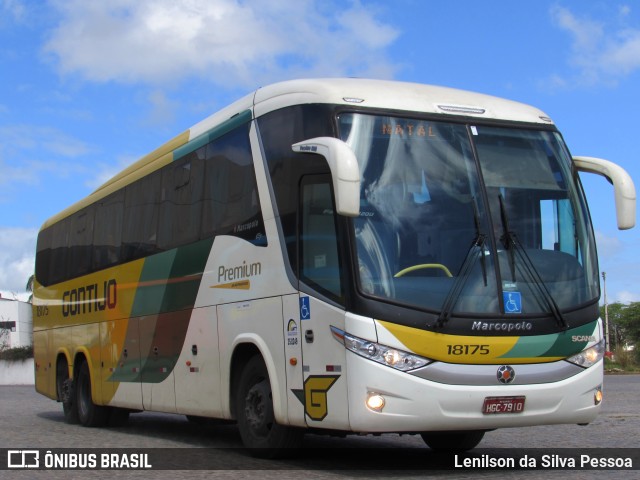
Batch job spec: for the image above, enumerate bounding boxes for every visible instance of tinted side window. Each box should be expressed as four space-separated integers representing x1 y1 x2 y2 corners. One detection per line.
48 221 69 285
202 125 266 245
36 121 264 286
122 170 162 261
93 190 124 271
35 227 52 286
158 149 205 250
68 207 95 278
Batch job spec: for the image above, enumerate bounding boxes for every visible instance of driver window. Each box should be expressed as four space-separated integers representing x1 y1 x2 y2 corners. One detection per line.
299 176 343 302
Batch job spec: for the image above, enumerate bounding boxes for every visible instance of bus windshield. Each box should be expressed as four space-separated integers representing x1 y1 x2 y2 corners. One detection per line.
338 113 599 319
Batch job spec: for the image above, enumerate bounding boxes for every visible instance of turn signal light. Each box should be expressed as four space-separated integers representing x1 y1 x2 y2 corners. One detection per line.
594 387 603 405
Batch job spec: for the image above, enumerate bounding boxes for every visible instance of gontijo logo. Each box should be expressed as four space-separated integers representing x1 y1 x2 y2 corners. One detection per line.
62 279 117 317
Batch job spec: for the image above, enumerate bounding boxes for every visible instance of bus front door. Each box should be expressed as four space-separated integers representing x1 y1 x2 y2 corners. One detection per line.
294 294 349 430
294 176 350 430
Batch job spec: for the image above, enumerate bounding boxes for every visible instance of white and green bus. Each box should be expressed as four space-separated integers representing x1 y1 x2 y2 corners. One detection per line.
33 78 635 453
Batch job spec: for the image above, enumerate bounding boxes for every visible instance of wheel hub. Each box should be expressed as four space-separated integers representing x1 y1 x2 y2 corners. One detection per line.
244 380 273 435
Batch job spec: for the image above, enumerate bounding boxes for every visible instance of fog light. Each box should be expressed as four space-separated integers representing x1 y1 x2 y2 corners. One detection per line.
594 387 603 405
366 393 385 412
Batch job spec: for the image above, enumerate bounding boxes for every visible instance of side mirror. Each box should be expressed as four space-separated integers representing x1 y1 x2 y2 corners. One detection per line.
573 156 636 230
292 137 361 217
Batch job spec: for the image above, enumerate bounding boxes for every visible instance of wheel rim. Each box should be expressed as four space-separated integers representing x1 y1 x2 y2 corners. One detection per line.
244 379 274 437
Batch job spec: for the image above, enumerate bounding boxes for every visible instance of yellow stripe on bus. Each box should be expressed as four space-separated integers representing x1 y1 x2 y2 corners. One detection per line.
376 320 563 365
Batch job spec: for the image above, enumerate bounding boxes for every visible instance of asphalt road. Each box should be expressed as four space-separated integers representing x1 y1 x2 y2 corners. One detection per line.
1 374 638 479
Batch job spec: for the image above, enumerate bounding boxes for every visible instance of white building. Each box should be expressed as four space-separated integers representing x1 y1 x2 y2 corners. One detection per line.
0 297 32 348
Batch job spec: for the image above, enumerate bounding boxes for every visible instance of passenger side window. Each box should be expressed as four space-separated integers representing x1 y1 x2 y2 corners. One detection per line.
35 121 265 287
93 190 124 271
122 170 162 261
68 207 95 277
48 222 69 286
202 126 266 245
158 150 205 250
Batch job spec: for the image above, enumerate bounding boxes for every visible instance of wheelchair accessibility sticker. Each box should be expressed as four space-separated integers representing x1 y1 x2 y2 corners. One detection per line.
503 292 522 314
300 296 311 320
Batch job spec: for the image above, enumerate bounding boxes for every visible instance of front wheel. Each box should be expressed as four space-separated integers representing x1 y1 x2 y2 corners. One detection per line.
421 430 485 451
235 356 303 456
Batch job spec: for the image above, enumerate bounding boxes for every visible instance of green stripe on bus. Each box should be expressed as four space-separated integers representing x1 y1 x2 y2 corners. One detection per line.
541 320 598 358
498 333 559 359
129 237 213 317
160 238 214 313
130 249 178 318
499 320 598 359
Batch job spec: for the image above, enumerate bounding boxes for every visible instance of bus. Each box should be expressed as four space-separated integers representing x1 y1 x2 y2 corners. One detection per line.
33 78 636 453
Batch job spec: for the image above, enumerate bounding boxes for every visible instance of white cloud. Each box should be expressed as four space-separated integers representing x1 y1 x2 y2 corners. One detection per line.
550 5 640 86
0 124 91 158
551 5 604 52
145 89 178 127
619 5 632 18
615 290 640 303
0 227 37 295
604 29 640 75
0 0 26 23
84 153 138 190
43 0 400 88
0 125 91 191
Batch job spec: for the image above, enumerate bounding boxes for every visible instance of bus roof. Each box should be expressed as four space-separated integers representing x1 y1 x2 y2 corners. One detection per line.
191 78 554 138
40 78 554 230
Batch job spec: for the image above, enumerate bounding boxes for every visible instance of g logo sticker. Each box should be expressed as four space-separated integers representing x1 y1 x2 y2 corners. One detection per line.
293 375 340 421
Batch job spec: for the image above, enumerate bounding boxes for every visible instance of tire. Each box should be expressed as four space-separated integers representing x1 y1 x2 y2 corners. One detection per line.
421 430 485 451
57 359 79 424
75 361 109 427
235 356 303 457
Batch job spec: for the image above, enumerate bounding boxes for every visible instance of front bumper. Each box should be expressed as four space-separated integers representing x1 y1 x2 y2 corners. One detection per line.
346 352 603 433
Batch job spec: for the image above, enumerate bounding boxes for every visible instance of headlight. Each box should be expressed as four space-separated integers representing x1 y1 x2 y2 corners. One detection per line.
566 339 605 368
330 326 431 371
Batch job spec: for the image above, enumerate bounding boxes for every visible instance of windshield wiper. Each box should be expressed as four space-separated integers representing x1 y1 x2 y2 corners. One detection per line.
498 195 568 329
436 201 487 328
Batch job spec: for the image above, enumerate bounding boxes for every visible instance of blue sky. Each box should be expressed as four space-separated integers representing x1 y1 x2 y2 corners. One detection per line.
0 0 638 304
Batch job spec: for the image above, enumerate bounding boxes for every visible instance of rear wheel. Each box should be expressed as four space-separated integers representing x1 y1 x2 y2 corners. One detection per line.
421 430 485 451
56 358 78 424
75 361 109 427
235 356 303 456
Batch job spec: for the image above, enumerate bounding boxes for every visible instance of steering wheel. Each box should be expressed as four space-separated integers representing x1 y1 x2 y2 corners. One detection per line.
394 263 453 278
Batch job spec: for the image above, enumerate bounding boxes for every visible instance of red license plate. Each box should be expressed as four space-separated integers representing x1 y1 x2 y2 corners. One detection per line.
482 396 526 414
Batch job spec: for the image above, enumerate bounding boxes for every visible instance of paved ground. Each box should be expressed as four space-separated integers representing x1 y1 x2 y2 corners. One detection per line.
1 374 638 479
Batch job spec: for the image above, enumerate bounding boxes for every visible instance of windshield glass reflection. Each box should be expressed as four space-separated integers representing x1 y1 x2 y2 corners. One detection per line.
338 113 598 317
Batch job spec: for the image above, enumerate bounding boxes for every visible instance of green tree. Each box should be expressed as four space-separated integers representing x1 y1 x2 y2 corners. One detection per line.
600 302 640 350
